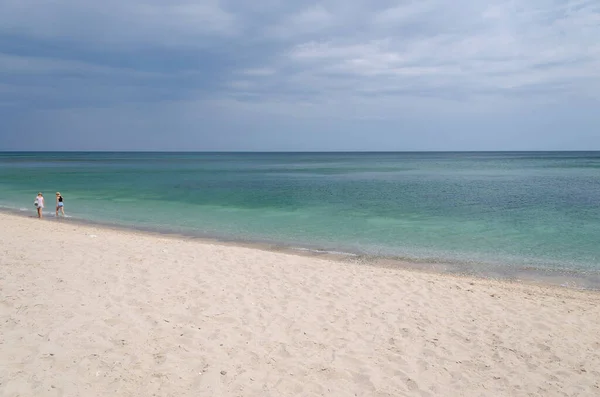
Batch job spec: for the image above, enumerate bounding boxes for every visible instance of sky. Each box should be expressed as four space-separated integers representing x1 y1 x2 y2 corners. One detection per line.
0 0 599 151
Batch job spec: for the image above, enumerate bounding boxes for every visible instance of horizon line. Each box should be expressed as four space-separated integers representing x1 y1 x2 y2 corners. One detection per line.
1 150 600 154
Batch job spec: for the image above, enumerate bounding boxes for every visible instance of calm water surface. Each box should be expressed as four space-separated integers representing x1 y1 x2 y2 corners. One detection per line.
1 152 599 278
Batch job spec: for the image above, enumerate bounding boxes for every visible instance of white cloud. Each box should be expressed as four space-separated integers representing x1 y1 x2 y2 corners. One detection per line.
371 1 437 25
246 0 600 106
227 80 255 90
239 68 277 76
265 4 335 39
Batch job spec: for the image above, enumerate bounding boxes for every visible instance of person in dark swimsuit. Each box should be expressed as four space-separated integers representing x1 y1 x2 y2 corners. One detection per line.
56 192 65 217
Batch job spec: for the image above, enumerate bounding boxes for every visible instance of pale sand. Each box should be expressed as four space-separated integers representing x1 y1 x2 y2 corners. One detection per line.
1 213 599 397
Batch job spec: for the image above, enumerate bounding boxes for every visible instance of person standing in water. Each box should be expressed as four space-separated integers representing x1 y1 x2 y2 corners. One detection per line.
35 192 44 218
56 192 65 217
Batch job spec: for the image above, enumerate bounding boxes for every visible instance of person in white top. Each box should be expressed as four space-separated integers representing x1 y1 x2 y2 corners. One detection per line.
35 192 44 219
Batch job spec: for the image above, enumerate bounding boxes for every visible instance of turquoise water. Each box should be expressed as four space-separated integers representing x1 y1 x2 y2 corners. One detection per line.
1 152 599 276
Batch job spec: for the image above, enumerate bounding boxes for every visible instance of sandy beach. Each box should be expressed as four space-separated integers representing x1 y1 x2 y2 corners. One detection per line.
1 213 599 397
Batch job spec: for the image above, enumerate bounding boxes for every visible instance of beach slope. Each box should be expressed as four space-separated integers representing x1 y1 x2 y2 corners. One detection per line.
1 213 599 396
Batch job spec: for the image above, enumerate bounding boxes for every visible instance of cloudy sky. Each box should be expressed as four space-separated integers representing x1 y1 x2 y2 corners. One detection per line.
1 0 599 151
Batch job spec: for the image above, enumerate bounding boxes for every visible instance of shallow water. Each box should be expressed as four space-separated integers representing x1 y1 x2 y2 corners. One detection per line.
1 152 599 278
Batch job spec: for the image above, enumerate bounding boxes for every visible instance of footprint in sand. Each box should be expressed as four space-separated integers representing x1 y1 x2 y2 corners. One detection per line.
406 377 419 391
153 353 167 365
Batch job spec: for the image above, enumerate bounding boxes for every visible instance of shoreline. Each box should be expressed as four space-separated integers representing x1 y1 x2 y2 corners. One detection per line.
2 208 599 291
2 211 600 396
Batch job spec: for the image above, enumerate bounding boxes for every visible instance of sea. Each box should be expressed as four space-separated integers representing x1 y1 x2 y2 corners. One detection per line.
1 152 599 286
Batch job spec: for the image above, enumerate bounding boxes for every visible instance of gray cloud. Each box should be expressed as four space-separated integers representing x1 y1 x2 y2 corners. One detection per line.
0 0 238 47
0 0 599 150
